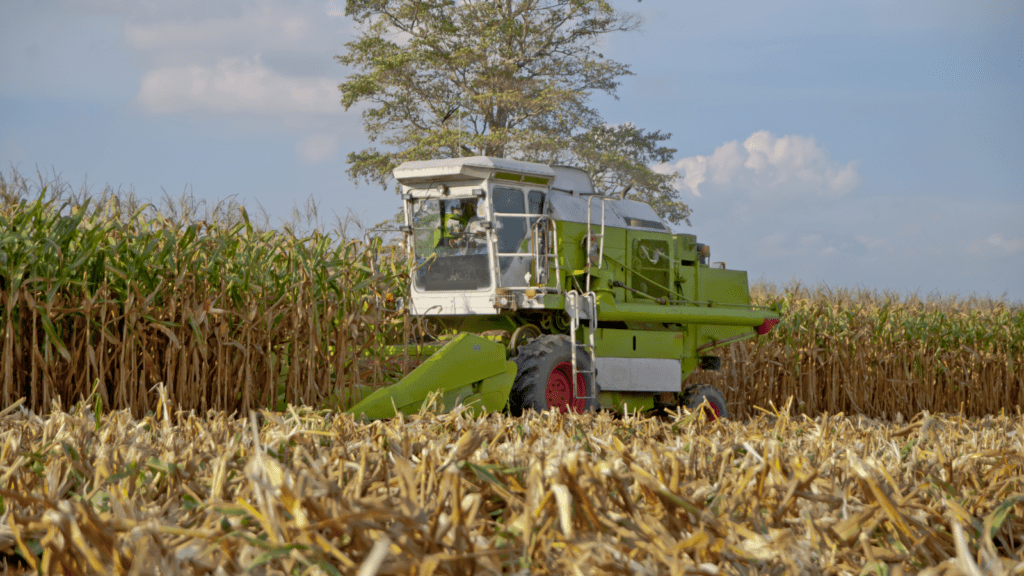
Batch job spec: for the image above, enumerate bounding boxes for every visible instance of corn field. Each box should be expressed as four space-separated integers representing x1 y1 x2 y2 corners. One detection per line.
688 283 1023 420
2 169 1023 574
0 168 412 417
1 167 1022 419
0 395 1022 574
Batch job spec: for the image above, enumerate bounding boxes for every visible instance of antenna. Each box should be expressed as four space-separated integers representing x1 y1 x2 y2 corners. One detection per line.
618 182 633 200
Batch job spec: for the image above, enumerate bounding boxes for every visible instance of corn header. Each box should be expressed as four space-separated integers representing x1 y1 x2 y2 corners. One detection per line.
348 157 780 419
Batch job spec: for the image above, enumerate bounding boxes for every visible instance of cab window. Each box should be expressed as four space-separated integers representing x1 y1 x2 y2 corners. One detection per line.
493 187 526 255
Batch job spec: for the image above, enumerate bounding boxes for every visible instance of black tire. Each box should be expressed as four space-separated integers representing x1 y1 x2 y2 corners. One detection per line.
509 335 600 415
682 385 729 420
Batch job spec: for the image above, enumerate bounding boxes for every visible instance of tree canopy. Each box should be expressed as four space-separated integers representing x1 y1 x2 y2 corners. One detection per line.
337 0 690 225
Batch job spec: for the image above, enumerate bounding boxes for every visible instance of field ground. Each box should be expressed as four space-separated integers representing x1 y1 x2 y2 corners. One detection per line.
0 395 1021 575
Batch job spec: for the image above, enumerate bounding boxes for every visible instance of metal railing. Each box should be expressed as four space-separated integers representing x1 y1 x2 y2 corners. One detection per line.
584 196 607 293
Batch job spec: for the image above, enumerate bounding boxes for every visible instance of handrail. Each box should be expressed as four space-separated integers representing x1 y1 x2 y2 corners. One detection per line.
584 196 607 293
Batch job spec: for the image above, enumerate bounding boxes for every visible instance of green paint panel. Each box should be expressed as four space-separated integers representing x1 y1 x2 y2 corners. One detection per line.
347 333 516 420
555 220 588 273
680 357 699 379
596 300 776 327
448 315 518 334
378 343 445 358
543 293 565 309
699 268 751 305
695 267 756 348
494 172 522 182
599 227 628 269
675 265 696 301
674 233 698 261
592 328 685 359
598 391 656 413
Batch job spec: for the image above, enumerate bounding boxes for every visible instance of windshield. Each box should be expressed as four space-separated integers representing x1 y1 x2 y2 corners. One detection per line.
410 196 491 291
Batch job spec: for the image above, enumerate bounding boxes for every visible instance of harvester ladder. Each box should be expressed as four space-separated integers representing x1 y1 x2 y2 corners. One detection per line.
584 196 607 293
566 290 598 401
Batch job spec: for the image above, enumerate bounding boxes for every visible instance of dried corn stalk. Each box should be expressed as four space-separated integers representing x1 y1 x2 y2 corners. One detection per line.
0 399 1022 575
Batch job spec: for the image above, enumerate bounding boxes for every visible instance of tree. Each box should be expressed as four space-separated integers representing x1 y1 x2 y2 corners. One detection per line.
337 0 690 225
567 123 689 225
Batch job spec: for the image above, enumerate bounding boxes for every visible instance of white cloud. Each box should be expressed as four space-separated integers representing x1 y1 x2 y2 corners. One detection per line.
855 235 887 249
123 0 361 135
122 2 332 58
900 223 925 237
136 57 341 115
75 0 138 14
794 234 839 256
121 1 367 166
987 234 1023 255
755 233 787 254
799 234 823 247
297 134 339 164
658 131 860 199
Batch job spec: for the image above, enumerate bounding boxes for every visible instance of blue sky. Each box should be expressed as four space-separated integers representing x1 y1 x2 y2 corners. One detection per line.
2 0 1022 301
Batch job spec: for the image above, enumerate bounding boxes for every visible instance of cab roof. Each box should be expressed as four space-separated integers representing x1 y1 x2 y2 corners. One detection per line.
394 156 555 184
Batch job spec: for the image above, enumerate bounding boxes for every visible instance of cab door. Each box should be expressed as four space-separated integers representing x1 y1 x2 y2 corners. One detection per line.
492 186 529 287
492 186 550 288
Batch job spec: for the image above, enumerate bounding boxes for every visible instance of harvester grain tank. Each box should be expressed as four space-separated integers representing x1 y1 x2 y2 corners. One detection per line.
348 157 780 419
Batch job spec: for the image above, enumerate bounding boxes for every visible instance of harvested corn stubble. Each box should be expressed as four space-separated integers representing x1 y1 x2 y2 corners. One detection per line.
0 402 1022 575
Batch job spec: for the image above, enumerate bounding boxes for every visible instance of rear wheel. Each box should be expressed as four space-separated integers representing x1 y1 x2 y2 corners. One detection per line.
682 385 729 420
509 335 599 415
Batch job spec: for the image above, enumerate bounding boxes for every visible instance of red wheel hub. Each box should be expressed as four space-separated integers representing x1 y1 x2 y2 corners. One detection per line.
693 396 722 420
545 361 587 413
703 401 721 421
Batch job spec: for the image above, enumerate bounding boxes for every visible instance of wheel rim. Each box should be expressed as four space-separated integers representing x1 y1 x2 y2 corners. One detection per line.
692 395 722 420
545 361 587 413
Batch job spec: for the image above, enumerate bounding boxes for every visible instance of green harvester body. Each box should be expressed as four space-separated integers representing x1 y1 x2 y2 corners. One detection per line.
348 157 779 419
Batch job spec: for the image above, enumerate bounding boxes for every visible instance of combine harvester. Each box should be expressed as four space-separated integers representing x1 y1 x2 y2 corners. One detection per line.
348 157 780 419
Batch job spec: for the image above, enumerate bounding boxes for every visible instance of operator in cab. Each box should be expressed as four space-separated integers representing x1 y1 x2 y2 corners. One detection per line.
438 198 484 249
